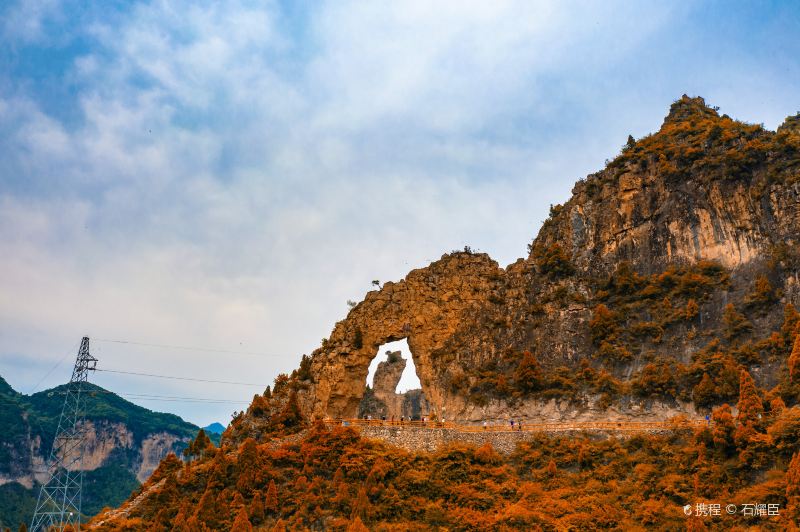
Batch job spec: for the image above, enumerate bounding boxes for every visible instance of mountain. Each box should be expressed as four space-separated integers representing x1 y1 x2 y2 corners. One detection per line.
91 97 800 529
0 376 205 529
202 422 226 435
269 95 799 427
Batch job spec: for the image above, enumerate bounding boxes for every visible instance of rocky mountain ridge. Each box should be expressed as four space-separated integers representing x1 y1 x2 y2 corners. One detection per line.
225 96 800 441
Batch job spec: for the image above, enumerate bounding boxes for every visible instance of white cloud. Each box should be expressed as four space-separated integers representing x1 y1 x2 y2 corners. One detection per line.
2 0 798 425
1 0 62 44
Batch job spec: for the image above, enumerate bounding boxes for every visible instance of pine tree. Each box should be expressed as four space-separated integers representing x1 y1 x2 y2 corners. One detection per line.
294 475 308 491
333 480 351 510
231 506 253 532
788 452 800 499
265 479 279 514
249 394 269 417
692 373 716 407
249 491 265 524
736 369 763 426
782 303 800 341
723 303 752 340
347 516 370 532
195 488 222 529
589 304 617 344
236 438 259 493
184 429 213 460
547 459 557 477
232 491 246 509
789 333 800 384
333 467 345 485
351 486 371 520
710 404 735 455
685 299 699 321
514 351 542 392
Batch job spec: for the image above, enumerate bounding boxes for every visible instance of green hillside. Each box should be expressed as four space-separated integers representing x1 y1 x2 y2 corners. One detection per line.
0 376 212 529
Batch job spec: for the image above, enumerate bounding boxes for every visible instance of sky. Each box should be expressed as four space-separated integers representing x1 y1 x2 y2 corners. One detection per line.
1 0 799 427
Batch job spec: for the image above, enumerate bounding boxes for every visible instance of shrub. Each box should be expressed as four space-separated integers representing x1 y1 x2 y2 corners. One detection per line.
722 303 752 341
744 275 779 308
589 304 618 345
693 374 716 408
632 359 685 399
535 243 575 278
514 351 543 393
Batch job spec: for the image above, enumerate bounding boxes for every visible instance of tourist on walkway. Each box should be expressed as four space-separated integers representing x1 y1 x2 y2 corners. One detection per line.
483 421 487 430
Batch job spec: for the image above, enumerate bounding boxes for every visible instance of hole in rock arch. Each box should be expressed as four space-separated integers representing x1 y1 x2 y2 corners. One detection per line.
358 339 428 420
366 339 421 392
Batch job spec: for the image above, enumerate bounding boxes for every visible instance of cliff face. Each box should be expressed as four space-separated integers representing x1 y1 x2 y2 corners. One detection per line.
534 98 800 273
3 421 188 488
227 97 799 439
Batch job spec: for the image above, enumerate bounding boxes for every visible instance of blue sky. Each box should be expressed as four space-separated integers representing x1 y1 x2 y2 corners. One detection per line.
1 0 798 426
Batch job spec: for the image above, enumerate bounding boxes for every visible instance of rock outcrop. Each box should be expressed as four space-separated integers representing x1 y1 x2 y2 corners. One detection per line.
231 96 800 438
371 351 406 417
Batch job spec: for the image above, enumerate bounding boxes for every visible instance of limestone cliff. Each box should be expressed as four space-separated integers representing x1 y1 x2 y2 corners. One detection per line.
227 96 800 443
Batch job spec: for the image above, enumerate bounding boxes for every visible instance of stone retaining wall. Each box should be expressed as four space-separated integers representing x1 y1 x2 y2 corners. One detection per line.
348 424 673 454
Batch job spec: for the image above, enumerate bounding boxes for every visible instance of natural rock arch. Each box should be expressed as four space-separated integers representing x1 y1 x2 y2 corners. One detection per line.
299 252 505 420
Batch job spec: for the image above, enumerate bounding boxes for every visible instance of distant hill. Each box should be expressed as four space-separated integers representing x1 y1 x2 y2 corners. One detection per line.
202 422 226 435
0 375 207 530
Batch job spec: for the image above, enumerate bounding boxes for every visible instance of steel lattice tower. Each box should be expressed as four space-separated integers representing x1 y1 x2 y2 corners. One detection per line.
31 337 97 532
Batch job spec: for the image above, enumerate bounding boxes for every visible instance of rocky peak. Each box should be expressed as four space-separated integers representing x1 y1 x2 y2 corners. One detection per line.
372 351 406 401
661 94 719 127
230 96 799 432
778 112 800 134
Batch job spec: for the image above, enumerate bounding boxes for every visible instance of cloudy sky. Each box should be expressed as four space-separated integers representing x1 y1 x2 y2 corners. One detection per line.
1 0 798 426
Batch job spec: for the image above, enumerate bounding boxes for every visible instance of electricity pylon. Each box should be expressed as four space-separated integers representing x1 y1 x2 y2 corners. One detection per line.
31 337 97 532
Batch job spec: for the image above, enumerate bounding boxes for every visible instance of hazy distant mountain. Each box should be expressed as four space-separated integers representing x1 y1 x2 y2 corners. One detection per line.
202 422 226 435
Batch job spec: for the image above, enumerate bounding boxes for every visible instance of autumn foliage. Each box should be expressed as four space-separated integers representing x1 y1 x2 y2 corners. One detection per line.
88 405 800 531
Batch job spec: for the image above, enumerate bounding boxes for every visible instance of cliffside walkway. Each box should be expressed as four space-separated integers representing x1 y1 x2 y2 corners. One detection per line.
326 418 709 433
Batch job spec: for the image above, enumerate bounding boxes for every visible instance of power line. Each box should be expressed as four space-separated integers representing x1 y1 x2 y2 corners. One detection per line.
27 339 81 395
73 389 251 403
94 338 288 358
122 395 250 404
95 368 265 387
